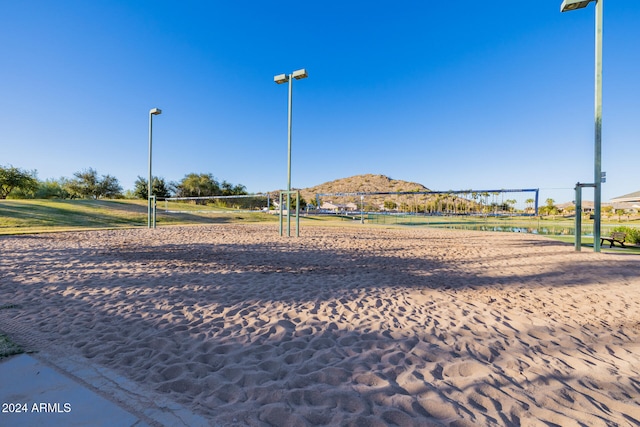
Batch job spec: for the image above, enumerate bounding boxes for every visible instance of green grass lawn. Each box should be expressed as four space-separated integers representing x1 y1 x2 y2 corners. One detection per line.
548 234 640 254
0 304 23 359
0 333 22 359
0 199 278 234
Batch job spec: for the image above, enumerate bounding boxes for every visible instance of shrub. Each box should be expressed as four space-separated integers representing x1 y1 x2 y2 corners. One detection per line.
611 226 640 244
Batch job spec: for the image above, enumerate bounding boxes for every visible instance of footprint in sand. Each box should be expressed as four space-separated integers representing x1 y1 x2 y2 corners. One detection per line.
443 360 492 379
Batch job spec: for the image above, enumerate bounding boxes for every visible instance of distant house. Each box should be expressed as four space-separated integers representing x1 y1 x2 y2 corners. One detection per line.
611 190 640 203
557 201 598 214
610 191 640 211
320 201 359 212
558 193 640 214
345 202 359 211
320 202 340 211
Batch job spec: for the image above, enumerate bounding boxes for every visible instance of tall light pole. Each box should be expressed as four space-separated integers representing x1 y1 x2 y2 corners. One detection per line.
148 107 162 228
561 0 603 252
274 68 308 236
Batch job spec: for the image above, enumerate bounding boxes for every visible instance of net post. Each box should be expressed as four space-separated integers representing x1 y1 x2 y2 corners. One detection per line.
287 191 292 236
151 195 157 229
279 192 283 236
575 183 582 251
296 190 300 237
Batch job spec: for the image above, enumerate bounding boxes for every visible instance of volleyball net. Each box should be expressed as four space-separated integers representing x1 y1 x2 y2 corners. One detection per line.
163 194 271 213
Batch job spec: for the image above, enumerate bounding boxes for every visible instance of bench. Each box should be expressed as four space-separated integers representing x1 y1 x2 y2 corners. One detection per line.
600 232 626 248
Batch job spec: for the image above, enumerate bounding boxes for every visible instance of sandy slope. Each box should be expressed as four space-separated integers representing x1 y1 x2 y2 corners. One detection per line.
1 224 639 426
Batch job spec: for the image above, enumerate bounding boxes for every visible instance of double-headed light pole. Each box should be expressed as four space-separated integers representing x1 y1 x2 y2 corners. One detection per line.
274 69 308 236
561 0 603 252
148 107 162 228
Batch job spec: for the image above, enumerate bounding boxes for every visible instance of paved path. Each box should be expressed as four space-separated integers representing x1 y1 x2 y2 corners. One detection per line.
0 353 212 427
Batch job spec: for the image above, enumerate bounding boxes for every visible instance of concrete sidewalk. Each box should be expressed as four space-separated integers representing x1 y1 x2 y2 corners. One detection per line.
0 354 211 427
0 354 147 426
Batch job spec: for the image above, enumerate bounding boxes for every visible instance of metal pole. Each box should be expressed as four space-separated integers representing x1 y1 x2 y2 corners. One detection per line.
296 191 300 237
593 0 603 252
148 112 153 228
152 195 157 228
575 183 582 251
279 192 283 236
287 74 293 237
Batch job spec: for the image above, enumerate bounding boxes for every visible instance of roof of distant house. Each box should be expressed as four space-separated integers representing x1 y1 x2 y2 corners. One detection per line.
611 191 640 203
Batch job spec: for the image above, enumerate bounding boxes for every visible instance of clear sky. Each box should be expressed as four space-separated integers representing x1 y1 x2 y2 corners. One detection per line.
2 1 639 204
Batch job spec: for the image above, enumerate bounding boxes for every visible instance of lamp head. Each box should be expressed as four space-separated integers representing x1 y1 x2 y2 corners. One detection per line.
292 69 308 80
561 0 594 12
274 74 289 84
150 108 162 115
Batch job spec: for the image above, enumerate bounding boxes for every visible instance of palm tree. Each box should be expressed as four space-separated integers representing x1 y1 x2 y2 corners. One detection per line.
481 192 490 215
544 198 557 217
525 198 535 214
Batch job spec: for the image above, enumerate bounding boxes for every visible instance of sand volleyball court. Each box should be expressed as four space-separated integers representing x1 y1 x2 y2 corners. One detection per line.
1 224 639 426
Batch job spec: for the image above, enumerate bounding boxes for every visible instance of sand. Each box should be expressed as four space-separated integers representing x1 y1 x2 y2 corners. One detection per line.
1 223 639 426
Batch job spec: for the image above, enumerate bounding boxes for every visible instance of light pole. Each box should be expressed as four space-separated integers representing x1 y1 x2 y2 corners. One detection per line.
561 0 603 252
274 68 308 236
148 107 162 228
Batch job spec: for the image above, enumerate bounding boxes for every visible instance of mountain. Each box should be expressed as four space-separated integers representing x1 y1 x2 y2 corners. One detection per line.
294 174 431 207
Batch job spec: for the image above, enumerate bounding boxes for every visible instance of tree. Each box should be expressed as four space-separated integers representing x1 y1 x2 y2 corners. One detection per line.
289 194 307 211
525 198 535 214
0 165 38 199
471 192 479 214
492 192 500 214
481 192 490 214
65 168 123 199
35 178 71 199
173 173 221 198
540 198 558 216
220 180 233 196
65 169 97 198
98 174 123 198
220 180 247 196
384 200 397 211
172 173 248 199
134 176 171 199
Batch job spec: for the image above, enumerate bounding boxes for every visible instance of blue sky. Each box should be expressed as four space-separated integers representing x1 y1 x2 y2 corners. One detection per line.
2 1 639 204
